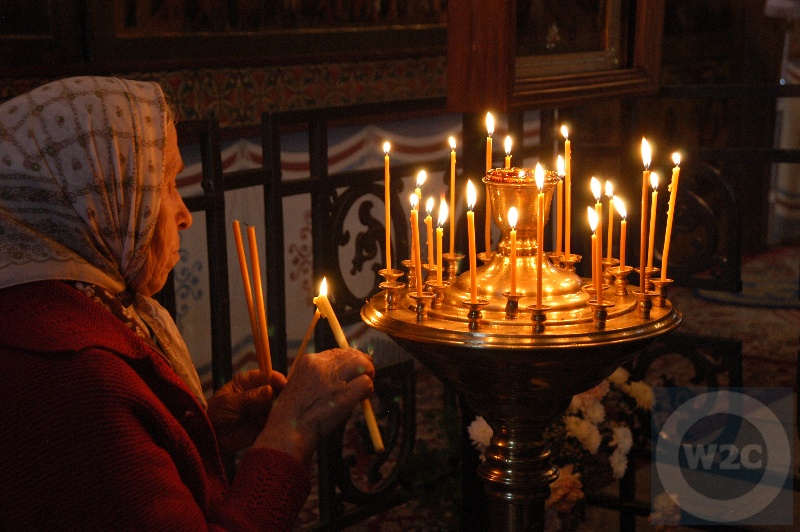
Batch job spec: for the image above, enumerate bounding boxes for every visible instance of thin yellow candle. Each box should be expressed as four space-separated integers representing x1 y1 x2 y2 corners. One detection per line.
425 197 434 267
409 194 423 296
313 278 384 453
232 220 265 376
508 206 518 295
640 138 652 285
467 180 478 303
485 113 494 255
615 197 627 269
383 142 391 272
247 225 272 377
591 177 603 285
647 172 659 271
535 163 545 308
504 135 512 169
588 207 599 298
448 137 457 254
556 155 565 255
562 126 572 258
661 153 682 280
437 200 448 285
606 180 614 260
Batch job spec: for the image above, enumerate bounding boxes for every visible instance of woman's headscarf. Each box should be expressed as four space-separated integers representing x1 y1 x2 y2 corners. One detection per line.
0 76 205 407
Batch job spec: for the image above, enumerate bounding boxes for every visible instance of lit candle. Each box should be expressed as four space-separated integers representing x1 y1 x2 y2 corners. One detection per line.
647 172 659 271
449 137 457 254
485 113 494 255
556 155 565 256
467 180 478 303
313 277 384 453
437 200 448 285
562 126 572 258
605 180 614 260
615 197 627 269
508 206 518 295
414 169 426 203
661 153 681 280
588 207 599 299
425 197 434 267
535 163 545 308
504 135 512 169
409 194 423 296
383 142 391 272
591 177 603 287
640 138 652 285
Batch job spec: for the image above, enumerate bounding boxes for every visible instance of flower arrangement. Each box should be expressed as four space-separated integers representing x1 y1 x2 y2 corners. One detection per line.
467 366 654 531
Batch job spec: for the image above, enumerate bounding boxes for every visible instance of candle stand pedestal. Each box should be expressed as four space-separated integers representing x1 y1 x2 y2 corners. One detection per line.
602 257 620 286
608 265 634 296
427 280 450 309
378 268 405 310
503 292 524 319
651 278 673 307
442 252 465 282
362 167 681 531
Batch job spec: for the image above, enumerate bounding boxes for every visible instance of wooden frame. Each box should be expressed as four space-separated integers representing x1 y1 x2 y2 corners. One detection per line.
446 0 664 111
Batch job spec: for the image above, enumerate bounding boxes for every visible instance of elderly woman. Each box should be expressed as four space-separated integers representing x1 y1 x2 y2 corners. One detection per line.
0 77 375 530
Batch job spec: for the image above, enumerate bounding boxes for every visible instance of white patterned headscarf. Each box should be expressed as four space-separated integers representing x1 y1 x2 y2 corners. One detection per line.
0 76 206 407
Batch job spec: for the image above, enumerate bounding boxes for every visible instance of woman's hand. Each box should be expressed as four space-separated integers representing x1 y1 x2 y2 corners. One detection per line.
253 347 375 466
207 369 287 456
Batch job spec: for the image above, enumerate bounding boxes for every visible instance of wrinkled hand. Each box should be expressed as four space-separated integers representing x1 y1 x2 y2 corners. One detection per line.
207 369 287 456
254 347 375 465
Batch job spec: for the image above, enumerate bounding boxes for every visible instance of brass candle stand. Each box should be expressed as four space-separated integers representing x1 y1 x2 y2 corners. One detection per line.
362 167 681 531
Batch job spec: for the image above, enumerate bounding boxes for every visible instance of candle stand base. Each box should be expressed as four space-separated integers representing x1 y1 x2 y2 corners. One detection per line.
634 290 658 319
651 278 674 307
528 306 551 333
378 268 406 311
587 299 615 329
502 292 524 319
408 292 435 321
427 281 451 309
607 265 634 297
602 258 620 286
401 259 416 291
442 252 464 282
461 297 490 330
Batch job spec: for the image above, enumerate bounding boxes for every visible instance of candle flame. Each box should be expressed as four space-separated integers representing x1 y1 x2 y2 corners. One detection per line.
438 199 449 226
590 177 601 200
466 180 477 210
614 196 627 218
535 163 545 190
410 193 418 209
561 125 569 140
557 155 565 176
605 180 613 198
425 196 434 215
672 152 681 166
416 170 427 188
504 135 512 156
486 113 494 136
383 141 390 155
588 206 598 232
508 206 518 229
319 277 328 297
641 138 652 169
449 136 456 150
650 172 659 190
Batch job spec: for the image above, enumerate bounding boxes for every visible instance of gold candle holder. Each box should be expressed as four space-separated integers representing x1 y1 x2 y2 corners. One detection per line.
561 253 582 272
636 266 660 292
402 258 416 292
502 292 525 319
461 297 490 330
634 290 658 319
378 268 406 311
427 280 451 309
602 257 620 287
650 278 674 307
441 252 464 282
587 299 615 330
477 251 492 264
408 291 435 322
607 265 634 297
528 306 551 333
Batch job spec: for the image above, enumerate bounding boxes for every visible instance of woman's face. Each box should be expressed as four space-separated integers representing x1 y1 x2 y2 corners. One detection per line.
131 120 192 296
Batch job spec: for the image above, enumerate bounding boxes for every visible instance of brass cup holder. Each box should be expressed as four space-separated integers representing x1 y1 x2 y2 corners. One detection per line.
547 252 582 272
528 305 551 333
607 265 634 297
441 252 465 283
635 266 660 292
650 278 674 307
477 251 493 264
426 280 451 309
634 290 658 319
502 292 525 319
378 268 406 311
602 257 620 286
408 291 435 322
587 299 616 330
461 297 490 330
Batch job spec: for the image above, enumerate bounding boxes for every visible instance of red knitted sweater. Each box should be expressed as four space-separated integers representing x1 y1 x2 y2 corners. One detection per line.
0 281 310 531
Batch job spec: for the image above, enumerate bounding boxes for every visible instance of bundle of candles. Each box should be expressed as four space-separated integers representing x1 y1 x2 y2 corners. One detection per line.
233 221 385 453
382 113 682 308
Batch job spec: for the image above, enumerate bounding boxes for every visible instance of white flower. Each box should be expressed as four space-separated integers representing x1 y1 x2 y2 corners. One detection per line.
650 491 682 526
626 380 655 410
609 447 629 478
546 463 584 515
583 401 606 425
610 425 633 454
564 415 602 454
467 416 492 458
608 366 630 384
